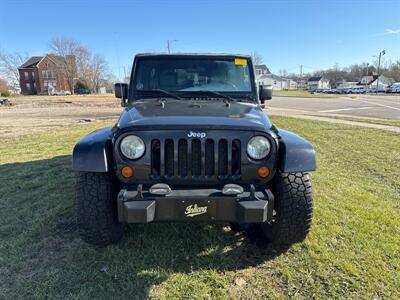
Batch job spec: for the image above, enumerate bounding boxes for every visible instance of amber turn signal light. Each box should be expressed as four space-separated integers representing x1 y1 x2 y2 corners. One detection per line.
258 166 270 178
121 166 134 178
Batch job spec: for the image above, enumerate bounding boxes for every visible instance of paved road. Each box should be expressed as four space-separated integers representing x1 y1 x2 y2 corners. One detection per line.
268 94 400 120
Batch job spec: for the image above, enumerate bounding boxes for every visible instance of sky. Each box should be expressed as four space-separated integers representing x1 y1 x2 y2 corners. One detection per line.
1 0 399 79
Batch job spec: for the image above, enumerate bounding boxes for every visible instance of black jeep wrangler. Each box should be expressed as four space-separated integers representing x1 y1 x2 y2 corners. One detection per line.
72 53 316 247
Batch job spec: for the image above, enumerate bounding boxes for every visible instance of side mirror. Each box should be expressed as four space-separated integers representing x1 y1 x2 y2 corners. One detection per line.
114 83 128 107
259 85 273 104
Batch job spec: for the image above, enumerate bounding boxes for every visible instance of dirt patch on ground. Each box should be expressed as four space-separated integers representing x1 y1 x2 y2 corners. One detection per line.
0 95 121 137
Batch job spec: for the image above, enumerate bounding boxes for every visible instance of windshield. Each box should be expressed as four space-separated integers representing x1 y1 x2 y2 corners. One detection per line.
133 57 254 97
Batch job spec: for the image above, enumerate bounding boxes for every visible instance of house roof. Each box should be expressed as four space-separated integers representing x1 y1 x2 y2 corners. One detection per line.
357 75 378 85
19 56 43 68
135 52 251 59
255 64 270 72
258 73 286 81
19 54 74 70
308 76 322 82
358 75 395 86
47 54 68 65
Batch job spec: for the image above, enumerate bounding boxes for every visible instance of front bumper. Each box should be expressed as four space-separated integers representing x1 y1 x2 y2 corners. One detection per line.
117 185 274 223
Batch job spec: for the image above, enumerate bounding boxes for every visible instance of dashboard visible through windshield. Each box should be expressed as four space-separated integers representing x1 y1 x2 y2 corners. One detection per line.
133 57 254 97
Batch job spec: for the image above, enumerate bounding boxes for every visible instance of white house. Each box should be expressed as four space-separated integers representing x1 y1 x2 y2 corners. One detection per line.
254 64 270 76
337 81 359 89
359 75 394 90
287 79 298 90
257 74 286 90
257 74 298 90
307 76 330 90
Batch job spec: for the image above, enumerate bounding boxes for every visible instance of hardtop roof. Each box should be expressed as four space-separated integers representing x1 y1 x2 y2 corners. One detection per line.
134 52 251 59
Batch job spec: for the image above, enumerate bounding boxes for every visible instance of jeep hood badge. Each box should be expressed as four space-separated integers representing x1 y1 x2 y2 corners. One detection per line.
187 131 206 138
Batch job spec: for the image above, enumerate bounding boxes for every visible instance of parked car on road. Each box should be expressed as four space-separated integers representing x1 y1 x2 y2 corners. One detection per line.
369 87 387 93
386 85 400 93
51 90 72 96
75 88 91 95
348 87 366 94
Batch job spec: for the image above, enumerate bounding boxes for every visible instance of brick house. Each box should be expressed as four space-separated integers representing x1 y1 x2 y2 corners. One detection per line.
18 54 77 95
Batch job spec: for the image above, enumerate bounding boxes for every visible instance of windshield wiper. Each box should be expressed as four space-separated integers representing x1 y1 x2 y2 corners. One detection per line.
194 90 237 103
150 89 182 100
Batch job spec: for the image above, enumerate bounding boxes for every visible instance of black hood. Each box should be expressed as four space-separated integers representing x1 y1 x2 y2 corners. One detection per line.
117 99 273 131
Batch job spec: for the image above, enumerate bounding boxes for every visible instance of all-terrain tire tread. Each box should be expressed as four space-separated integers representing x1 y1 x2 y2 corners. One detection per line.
75 172 124 246
262 172 313 245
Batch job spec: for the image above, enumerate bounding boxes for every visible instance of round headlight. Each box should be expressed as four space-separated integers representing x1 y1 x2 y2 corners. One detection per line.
247 136 271 160
120 135 145 159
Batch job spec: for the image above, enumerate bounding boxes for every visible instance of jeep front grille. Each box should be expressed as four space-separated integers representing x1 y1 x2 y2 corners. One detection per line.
150 138 241 179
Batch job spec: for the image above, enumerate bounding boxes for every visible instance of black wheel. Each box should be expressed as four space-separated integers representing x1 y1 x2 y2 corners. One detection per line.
261 172 313 245
75 172 124 246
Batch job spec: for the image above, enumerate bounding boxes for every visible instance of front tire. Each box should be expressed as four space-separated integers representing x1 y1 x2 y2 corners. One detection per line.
261 172 313 245
75 172 124 246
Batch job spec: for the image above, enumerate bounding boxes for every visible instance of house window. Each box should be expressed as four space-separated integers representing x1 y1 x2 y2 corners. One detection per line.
33 82 36 90
44 80 56 90
26 83 30 90
24 71 29 80
42 69 53 78
32 72 35 80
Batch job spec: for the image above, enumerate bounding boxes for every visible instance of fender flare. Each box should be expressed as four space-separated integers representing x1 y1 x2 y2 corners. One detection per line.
72 128 113 173
277 129 316 172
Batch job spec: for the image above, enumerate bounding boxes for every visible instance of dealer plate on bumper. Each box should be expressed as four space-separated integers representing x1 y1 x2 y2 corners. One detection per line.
179 200 217 220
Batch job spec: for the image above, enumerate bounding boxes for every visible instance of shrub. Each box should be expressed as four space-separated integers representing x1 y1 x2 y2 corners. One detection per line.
0 88 10 97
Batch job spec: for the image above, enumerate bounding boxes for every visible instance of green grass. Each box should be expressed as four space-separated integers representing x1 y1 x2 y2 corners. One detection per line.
1 118 400 299
273 90 333 98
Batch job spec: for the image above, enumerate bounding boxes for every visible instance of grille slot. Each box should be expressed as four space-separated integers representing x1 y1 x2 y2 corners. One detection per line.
205 139 214 176
218 139 228 176
178 139 188 177
164 139 174 176
191 139 201 176
151 139 161 176
151 137 241 180
232 139 241 176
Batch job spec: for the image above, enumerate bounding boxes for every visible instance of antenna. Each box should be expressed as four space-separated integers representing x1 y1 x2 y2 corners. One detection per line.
167 40 178 53
113 32 126 106
113 32 123 82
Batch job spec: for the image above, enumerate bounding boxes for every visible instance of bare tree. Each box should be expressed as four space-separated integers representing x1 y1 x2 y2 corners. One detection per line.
278 69 288 77
250 51 264 65
87 54 109 93
48 37 85 93
0 51 29 88
49 37 115 93
75 46 92 80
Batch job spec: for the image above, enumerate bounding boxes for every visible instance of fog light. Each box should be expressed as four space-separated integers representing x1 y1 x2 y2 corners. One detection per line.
258 166 270 178
121 166 134 178
149 183 171 195
222 184 244 195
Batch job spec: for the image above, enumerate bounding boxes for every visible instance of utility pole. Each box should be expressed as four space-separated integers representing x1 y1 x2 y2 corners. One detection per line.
299 65 303 88
376 50 386 93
